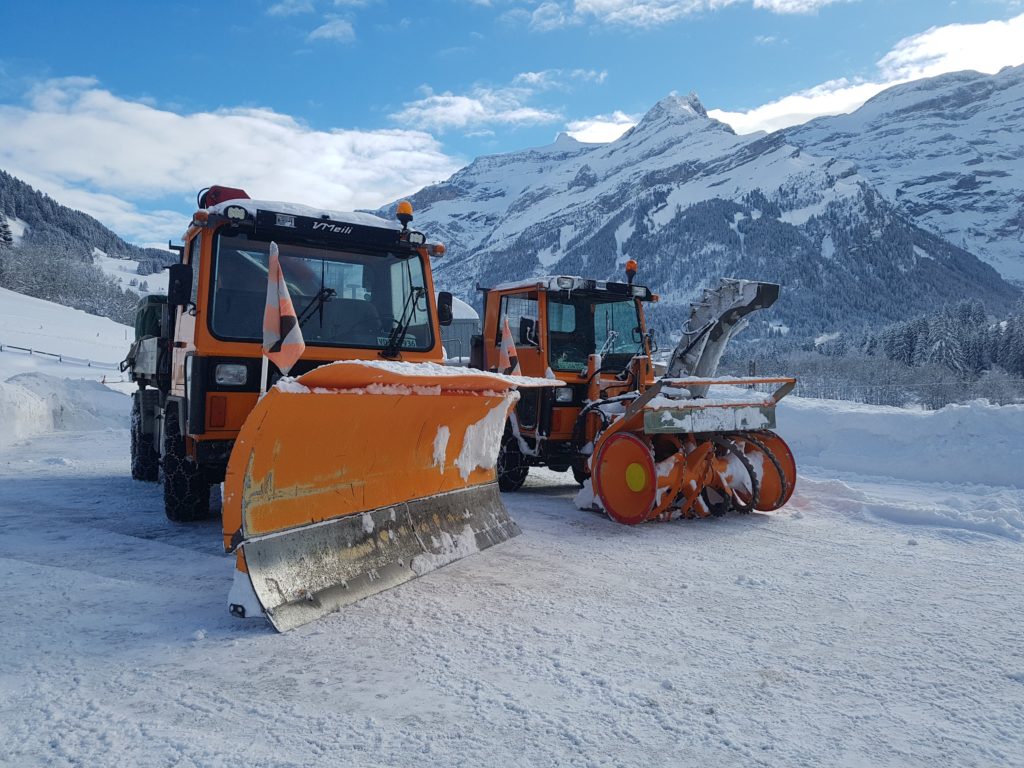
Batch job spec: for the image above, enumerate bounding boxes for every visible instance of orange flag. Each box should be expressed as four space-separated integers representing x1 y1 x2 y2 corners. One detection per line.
498 316 522 376
262 242 305 375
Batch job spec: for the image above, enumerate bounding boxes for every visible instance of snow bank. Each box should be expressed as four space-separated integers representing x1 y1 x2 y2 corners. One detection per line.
798 477 1024 541
0 373 127 449
780 397 1024 488
0 379 52 447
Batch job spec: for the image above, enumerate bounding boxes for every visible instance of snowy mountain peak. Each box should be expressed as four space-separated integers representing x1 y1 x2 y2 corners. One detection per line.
627 91 732 141
687 91 708 118
537 131 588 152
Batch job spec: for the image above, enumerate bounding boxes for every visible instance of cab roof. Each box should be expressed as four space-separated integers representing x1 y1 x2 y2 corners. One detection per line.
488 275 653 300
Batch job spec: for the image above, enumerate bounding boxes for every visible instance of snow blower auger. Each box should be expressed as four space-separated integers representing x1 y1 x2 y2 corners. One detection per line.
477 268 798 525
123 187 556 631
585 375 797 524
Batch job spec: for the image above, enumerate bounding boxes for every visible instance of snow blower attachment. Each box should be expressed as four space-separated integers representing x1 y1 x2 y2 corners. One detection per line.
222 362 555 631
586 375 797 524
479 272 798 525
583 277 798 523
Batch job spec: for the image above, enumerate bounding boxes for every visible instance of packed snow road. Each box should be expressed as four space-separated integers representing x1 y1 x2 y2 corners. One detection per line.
1 422 1023 767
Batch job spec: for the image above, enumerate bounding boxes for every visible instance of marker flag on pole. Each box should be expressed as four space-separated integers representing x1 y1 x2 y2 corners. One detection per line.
498 316 521 376
263 242 305 375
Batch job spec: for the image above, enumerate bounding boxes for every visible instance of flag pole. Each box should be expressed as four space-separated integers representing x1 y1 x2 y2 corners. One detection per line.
259 355 270 400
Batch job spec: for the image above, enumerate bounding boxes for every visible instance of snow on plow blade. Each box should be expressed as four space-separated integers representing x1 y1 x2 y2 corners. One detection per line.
222 361 553 632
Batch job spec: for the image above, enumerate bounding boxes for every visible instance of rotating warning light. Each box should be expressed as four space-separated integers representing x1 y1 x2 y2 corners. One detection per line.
396 200 414 228
625 258 638 286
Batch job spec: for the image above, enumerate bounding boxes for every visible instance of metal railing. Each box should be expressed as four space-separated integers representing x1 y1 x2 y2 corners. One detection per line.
0 342 120 371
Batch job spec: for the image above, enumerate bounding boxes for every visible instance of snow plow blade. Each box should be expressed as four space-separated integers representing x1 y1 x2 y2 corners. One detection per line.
222 361 554 632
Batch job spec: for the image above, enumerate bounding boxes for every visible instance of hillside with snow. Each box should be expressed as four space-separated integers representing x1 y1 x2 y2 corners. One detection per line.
784 64 1024 282
0 170 176 324
382 92 1018 337
0 287 131 446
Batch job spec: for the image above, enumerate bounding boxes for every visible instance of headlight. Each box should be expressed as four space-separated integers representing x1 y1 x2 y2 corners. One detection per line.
554 387 574 403
631 285 647 298
215 363 248 386
556 276 576 290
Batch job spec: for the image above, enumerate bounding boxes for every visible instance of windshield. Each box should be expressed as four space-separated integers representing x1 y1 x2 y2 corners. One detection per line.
547 295 644 372
209 233 432 351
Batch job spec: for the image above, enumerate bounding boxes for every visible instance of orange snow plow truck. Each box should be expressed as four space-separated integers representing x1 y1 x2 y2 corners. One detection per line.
123 186 553 631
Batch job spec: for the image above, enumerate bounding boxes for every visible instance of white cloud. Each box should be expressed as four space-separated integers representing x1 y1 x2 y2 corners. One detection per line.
391 86 562 132
752 0 843 12
711 11 1024 133
512 68 607 89
392 68 606 133
0 79 462 245
307 17 356 42
526 0 848 29
877 13 1024 80
708 78 889 134
266 0 314 16
565 110 638 142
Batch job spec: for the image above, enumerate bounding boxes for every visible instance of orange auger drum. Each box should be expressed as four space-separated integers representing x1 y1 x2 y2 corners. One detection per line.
584 377 798 524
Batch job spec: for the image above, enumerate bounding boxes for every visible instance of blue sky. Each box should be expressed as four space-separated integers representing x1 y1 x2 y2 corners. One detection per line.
1 0 1022 246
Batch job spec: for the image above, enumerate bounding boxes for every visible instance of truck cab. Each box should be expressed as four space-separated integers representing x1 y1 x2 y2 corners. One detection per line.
477 275 656 486
126 186 452 521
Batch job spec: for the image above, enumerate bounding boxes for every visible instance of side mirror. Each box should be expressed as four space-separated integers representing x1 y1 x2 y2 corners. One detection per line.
437 291 454 327
167 263 193 307
646 329 657 354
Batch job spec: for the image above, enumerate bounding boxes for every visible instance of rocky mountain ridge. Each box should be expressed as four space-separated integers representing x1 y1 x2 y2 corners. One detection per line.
783 64 1024 282
381 90 1019 338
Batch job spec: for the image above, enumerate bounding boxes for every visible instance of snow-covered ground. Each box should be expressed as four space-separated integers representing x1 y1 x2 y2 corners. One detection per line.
0 396 1022 765
1 291 1023 766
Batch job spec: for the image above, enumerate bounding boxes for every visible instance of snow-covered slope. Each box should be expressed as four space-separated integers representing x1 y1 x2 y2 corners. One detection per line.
0 286 131 372
94 249 169 295
1 213 28 245
784 65 1024 282
385 93 1018 336
0 287 131 445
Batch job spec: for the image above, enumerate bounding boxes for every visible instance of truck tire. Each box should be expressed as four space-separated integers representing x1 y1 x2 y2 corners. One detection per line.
571 458 590 487
130 390 160 482
497 427 529 492
162 403 210 522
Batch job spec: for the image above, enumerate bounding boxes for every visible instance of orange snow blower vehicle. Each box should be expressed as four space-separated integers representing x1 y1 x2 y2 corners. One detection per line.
124 186 553 631
475 265 797 524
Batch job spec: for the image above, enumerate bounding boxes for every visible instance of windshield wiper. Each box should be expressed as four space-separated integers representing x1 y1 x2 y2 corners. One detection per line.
381 286 425 359
598 330 619 356
297 287 336 328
